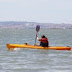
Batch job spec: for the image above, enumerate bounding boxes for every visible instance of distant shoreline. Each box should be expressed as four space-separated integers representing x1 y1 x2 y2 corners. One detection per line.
0 21 72 29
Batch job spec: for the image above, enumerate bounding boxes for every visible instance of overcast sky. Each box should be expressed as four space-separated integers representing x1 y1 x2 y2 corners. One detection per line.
0 0 72 24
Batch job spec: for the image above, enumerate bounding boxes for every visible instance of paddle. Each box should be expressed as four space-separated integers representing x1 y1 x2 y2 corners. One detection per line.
35 25 40 44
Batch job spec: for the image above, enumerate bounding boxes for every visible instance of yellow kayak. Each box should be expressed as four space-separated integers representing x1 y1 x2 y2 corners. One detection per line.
6 44 71 51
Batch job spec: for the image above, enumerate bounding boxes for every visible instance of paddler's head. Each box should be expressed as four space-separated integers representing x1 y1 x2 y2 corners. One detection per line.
41 35 46 38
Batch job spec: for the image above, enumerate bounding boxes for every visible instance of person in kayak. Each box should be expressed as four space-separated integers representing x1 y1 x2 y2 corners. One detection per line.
36 35 49 47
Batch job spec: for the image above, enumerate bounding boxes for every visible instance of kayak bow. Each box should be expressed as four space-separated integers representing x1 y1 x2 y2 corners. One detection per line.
6 44 71 51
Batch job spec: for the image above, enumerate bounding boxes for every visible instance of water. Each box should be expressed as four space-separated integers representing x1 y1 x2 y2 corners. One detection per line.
0 28 72 72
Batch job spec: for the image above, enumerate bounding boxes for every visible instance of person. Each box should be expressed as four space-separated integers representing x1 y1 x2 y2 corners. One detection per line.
36 35 49 47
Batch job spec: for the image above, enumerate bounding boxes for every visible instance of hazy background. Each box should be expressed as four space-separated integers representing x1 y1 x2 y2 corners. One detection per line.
0 0 72 24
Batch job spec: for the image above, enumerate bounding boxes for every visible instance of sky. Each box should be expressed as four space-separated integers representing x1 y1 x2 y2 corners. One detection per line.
0 0 72 24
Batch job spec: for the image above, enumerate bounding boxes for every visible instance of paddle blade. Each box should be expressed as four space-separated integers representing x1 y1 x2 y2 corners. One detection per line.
36 25 40 32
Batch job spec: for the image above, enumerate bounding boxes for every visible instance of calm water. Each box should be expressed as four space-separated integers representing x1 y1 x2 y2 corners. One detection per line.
0 28 72 72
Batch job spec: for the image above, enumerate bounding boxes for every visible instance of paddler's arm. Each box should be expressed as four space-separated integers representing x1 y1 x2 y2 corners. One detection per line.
36 36 41 41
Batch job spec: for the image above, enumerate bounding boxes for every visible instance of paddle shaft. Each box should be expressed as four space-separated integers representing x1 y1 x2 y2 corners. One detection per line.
35 32 38 44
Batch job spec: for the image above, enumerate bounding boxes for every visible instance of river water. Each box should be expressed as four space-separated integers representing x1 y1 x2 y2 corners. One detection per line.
0 28 72 72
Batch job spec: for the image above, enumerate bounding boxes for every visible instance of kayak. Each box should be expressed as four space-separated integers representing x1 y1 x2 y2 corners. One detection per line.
6 44 71 51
